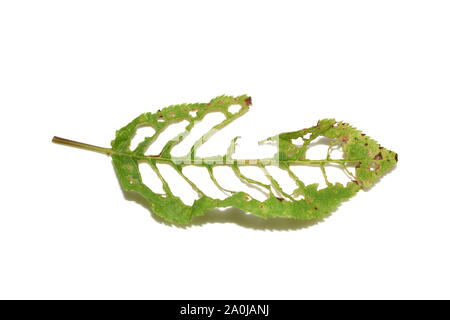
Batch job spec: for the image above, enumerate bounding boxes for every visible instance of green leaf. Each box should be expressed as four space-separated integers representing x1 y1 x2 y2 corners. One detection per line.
53 95 397 224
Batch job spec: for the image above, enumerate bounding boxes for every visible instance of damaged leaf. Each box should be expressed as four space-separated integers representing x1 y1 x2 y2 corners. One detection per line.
52 95 397 224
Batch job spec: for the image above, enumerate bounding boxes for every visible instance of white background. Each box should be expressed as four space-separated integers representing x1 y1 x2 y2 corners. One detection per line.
1 1 449 299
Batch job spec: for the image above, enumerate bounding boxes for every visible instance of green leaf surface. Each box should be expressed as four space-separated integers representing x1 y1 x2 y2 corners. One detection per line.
53 95 397 224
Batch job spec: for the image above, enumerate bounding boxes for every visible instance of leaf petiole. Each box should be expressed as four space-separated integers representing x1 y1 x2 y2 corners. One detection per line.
52 136 113 156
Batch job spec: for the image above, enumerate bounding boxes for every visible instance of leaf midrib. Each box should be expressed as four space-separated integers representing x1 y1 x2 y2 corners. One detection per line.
52 136 382 167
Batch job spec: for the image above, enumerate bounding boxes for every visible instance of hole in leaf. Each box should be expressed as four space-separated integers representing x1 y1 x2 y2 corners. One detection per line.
213 167 268 201
293 191 305 200
228 104 241 114
324 165 352 185
171 113 226 157
183 166 227 200
265 166 297 195
231 138 277 160
156 164 198 205
329 146 344 159
307 144 329 160
345 165 356 178
130 125 156 150
145 120 189 155
198 112 274 159
290 166 328 190
292 137 303 146
189 111 197 118
240 167 271 186
307 137 335 160
304 133 312 140
138 162 164 194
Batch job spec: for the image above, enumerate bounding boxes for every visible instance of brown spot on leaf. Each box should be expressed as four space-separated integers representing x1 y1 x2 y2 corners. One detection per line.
355 162 361 169
150 151 163 158
395 153 398 162
244 96 252 106
364 143 368 147
276 197 285 202
123 164 134 171
352 180 360 186
342 136 349 143
361 133 366 136
374 152 383 160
